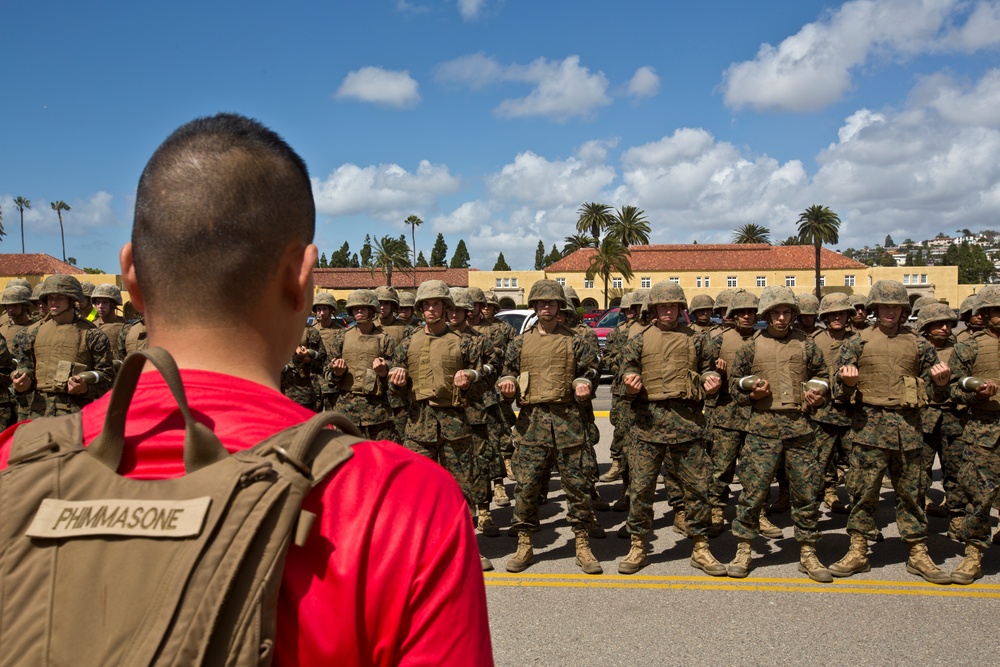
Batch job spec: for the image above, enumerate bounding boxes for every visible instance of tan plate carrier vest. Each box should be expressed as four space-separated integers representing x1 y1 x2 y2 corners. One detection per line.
638 324 704 402
750 330 807 411
856 327 926 408
407 329 465 407
124 320 149 356
518 326 576 404
0 348 363 667
340 327 383 395
970 330 1000 412
33 318 94 393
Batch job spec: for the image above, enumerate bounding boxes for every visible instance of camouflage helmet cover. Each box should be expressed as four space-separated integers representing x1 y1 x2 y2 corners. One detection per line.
345 289 379 310
916 302 958 332
398 291 416 308
466 286 487 305
619 292 634 310
714 289 737 312
688 294 715 312
818 293 855 318
850 293 868 309
449 287 474 311
414 280 454 309
91 283 123 306
527 280 568 308
484 290 500 308
648 281 687 308
80 282 96 297
0 285 32 306
974 284 1000 314
867 280 910 311
312 292 338 310
30 284 43 302
910 295 938 316
958 293 981 319
757 285 800 317
38 274 84 304
725 289 759 319
796 293 819 316
562 285 581 306
5 278 30 290
374 285 399 306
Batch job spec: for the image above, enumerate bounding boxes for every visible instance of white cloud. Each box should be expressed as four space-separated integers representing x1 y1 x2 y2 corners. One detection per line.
434 53 505 89
335 67 420 108
720 0 991 112
910 69 1000 127
433 200 492 234
487 149 616 208
457 0 485 21
312 161 459 220
395 0 430 14
626 66 660 99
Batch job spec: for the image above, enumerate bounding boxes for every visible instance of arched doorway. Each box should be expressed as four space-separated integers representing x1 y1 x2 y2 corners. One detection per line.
499 297 517 310
582 298 599 312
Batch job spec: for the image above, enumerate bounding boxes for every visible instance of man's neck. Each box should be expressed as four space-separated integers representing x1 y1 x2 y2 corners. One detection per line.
537 316 558 334
425 319 448 336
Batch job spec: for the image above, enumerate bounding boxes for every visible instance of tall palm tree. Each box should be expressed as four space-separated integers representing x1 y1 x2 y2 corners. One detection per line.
607 205 651 247
586 236 634 309
13 197 30 253
797 205 842 299
51 200 71 262
404 214 422 288
576 202 613 246
732 223 770 244
370 234 412 287
0 204 5 240
562 233 595 256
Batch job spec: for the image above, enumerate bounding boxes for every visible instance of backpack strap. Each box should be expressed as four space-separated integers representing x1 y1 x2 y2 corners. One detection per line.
7 413 85 466
87 347 230 474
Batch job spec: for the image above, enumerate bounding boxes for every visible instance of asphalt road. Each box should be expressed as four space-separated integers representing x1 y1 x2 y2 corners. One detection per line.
482 385 1000 667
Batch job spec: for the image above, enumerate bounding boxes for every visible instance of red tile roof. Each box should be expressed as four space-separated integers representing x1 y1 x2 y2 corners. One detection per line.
313 267 474 290
0 253 85 276
544 244 867 272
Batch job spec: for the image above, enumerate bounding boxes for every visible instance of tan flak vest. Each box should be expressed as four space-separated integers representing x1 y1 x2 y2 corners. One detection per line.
340 326 383 395
811 328 848 376
0 318 29 350
380 318 408 345
750 330 807 411
518 325 576 404
969 330 1000 412
34 318 94 393
638 324 704 402
313 322 340 357
856 327 925 408
407 329 465 407
124 320 148 356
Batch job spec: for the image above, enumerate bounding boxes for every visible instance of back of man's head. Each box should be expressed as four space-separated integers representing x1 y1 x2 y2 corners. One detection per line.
133 113 315 321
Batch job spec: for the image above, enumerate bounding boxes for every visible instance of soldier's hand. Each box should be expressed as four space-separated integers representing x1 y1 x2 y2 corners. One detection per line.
623 373 643 395
715 358 727 373
11 370 30 393
331 358 347 376
749 379 770 400
703 374 721 395
930 362 951 386
976 379 998 399
838 365 859 386
388 367 408 387
804 388 825 407
574 381 592 401
66 376 88 395
372 357 388 377
454 370 472 389
295 346 311 361
498 379 516 398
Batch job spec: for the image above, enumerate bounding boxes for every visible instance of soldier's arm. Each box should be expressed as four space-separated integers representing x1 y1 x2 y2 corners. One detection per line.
619 333 644 399
949 339 980 405
834 336 863 398
86 328 115 399
727 341 756 406
10 327 36 391
916 336 951 400
389 338 411 390
497 335 522 400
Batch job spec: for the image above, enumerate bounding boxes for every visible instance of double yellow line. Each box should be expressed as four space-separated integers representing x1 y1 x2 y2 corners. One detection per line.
485 572 1000 599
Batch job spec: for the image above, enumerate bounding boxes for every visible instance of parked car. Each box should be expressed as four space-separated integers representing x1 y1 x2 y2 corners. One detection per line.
582 310 606 327
496 309 538 335
592 308 622 355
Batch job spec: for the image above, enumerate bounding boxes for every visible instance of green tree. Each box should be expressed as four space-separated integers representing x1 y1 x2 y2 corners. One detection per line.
586 237 634 309
534 240 546 270
0 204 6 240
350 253 360 268
404 214 422 271
796 204 841 299
360 234 373 267
50 200 71 262
329 241 352 268
66 256 77 266
732 223 770 244
943 241 995 283
563 233 595 256
493 252 511 271
449 239 471 269
607 205 650 247
415 251 429 267
370 234 412 286
318 252 329 268
430 233 448 267
884 234 895 247
780 236 805 246
13 197 30 253
576 202 613 246
545 244 562 266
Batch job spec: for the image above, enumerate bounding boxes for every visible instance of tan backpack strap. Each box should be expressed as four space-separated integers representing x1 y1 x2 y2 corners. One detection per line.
266 411 363 485
88 347 230 474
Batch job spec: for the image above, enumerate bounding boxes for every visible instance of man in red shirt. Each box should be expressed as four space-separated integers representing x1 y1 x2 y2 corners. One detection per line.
0 113 493 666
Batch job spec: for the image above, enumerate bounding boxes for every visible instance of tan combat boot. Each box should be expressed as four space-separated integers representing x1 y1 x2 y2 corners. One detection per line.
574 531 603 575
906 541 951 585
672 508 689 536
480 554 494 572
477 506 500 537
758 513 783 539
599 458 623 483
948 515 964 541
707 507 725 537
493 479 511 507
829 533 869 577
504 457 514 479
691 536 727 576
727 538 753 578
798 543 833 583
505 531 533 573
951 543 984 584
618 534 647 575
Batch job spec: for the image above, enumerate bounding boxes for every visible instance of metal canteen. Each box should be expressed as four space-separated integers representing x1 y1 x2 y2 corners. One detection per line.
960 376 986 392
737 375 761 391
74 371 104 385
802 378 830 395
700 370 721 383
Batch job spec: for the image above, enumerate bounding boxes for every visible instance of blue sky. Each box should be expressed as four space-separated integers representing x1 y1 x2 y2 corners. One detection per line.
3 0 1000 272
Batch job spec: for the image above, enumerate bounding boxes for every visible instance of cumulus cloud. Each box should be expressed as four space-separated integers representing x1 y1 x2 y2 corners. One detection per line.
626 66 660 99
434 53 505 90
0 192 122 237
457 0 485 20
721 0 994 112
433 200 492 234
312 161 459 220
395 0 430 14
910 69 1000 127
335 67 420 108
487 148 616 208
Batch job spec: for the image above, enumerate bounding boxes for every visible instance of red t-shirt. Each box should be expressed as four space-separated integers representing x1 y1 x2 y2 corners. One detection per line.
0 369 494 667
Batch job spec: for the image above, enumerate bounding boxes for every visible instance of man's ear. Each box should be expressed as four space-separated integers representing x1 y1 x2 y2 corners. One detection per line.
283 242 318 313
119 242 145 313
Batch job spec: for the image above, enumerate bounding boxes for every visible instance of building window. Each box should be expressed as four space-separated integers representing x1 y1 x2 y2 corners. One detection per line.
584 279 594 289
495 278 502 288
819 276 826 287
903 275 910 285
641 277 651 288
503 278 510 287
920 274 928 284
669 277 680 285
612 277 623 289
756 276 767 288
703 276 710 288
696 277 702 288
727 276 737 287
511 278 518 288
555 278 566 286
844 275 855 287
785 276 796 287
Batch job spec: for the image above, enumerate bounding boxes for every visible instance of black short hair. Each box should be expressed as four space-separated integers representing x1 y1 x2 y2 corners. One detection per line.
133 113 314 319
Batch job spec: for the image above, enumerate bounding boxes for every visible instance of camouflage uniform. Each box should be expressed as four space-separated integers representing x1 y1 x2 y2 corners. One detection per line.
809 323 859 504
324 324 398 442
119 316 148 357
280 325 327 412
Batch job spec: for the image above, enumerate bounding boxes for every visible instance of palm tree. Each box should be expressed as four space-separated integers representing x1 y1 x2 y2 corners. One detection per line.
0 204 5 240
607 205 651 247
586 236 634 309
370 234 412 287
576 202 613 246
732 223 770 244
404 214 422 288
51 200 71 262
796 205 842 299
13 197 30 253
562 233 596 256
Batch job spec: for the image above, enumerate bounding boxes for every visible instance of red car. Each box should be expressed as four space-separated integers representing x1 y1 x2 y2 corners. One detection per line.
592 308 622 355
582 310 606 327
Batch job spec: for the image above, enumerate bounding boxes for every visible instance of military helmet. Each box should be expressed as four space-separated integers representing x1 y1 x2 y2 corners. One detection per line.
714 289 737 313
414 280 454 309
818 293 854 318
398 291 416 308
345 289 379 311
30 284 43 303
916 302 958 332
959 293 981 320
91 283 123 306
374 285 399 306
910 295 938 317
850 293 868 310
796 293 819 316
484 290 500 308
312 292 338 310
974 284 1000 314
37 274 84 304
5 278 30 290
757 286 800 317
450 287 474 311
689 294 715 312
725 289 759 319
80 282 96 298
527 280 568 308
648 281 687 308
467 286 487 305
562 285 581 306
867 280 910 311
619 292 634 310
0 285 32 306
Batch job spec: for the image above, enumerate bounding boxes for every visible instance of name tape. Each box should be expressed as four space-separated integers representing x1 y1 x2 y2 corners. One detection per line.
26 497 212 539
